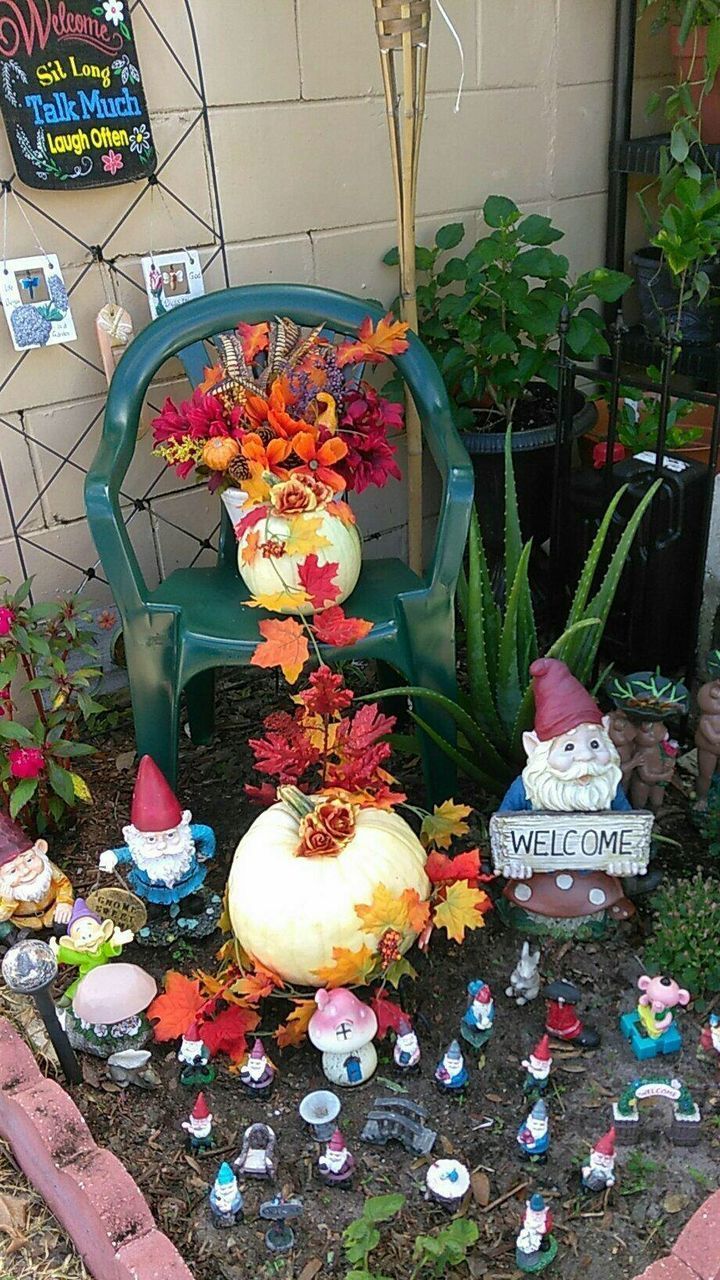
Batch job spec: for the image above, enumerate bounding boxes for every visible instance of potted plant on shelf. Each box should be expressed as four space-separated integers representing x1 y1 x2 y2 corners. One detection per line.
639 0 720 143
383 194 631 560
584 366 703 469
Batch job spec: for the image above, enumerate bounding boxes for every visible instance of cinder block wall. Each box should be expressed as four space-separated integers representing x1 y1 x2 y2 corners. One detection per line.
0 0 669 601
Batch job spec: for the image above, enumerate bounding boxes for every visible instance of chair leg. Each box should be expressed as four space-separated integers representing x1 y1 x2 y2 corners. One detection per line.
125 636 182 787
401 602 459 808
185 670 216 746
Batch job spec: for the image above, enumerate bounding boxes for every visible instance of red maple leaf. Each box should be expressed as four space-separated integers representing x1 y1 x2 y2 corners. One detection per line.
425 847 483 886
370 989 408 1039
343 702 397 752
235 505 267 540
200 1004 260 1063
298 555 340 608
312 605 373 646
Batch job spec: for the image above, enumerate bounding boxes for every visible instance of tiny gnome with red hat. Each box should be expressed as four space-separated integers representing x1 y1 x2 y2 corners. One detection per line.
98 755 216 926
493 659 641 935
182 1092 215 1153
0 810 74 940
178 1020 216 1088
318 1128 355 1186
521 1034 552 1095
581 1127 616 1193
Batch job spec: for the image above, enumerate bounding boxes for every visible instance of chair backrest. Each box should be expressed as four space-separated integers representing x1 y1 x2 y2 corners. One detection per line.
86 284 468 614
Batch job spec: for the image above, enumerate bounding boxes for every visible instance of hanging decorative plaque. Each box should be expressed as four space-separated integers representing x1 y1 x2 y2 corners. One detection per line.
0 1 156 190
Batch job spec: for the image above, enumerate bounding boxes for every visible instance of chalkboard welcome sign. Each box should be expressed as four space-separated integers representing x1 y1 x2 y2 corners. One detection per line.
0 0 156 189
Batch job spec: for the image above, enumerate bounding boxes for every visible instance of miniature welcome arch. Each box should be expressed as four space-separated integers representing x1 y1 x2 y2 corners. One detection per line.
613 1076 701 1146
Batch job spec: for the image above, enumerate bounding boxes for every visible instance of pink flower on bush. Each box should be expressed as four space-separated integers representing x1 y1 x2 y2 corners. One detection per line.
8 746 45 779
0 606 16 636
0 685 11 717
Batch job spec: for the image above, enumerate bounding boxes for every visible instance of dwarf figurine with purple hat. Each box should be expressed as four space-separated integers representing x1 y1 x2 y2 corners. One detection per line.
317 1128 355 1186
50 898 133 1001
393 1016 421 1074
0 810 74 942
239 1038 275 1096
98 756 216 925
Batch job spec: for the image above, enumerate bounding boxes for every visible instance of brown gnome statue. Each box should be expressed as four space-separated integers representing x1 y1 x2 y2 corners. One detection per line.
0 811 74 941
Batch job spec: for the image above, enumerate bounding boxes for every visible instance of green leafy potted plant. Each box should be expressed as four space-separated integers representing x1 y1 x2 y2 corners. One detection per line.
639 0 720 142
384 195 631 557
586 365 703 468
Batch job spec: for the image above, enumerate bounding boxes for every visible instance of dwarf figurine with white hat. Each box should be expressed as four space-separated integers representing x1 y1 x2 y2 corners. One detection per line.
178 1020 215 1088
317 1128 355 1186
0 811 73 940
393 1016 421 1074
182 1092 215 1153
581 1127 616 1193
522 1034 552 1096
51 898 133 1001
239 1038 275 1096
98 755 216 913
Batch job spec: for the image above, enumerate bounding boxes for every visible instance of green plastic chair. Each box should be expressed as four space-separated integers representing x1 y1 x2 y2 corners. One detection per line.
85 285 474 805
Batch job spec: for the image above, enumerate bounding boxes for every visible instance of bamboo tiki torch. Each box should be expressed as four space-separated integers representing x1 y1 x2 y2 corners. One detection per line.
372 0 430 574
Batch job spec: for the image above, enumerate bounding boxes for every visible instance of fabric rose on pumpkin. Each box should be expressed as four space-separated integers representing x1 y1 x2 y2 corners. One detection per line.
270 476 318 515
297 797 357 857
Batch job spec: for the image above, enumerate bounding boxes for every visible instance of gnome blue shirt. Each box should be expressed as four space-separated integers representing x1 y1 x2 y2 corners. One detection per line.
517 1100 550 1156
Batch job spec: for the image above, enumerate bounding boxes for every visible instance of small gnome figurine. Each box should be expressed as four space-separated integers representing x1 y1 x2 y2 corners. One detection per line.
209 1162 243 1228
0 811 73 940
434 1038 468 1095
581 1126 616 1193
700 1012 720 1068
178 1020 215 1087
460 979 494 1050
98 755 216 913
239 1038 275 1096
317 1128 355 1186
516 1192 557 1273
517 1098 550 1162
522 1034 553 1095
544 979 600 1049
628 720 679 816
51 898 133 1001
182 1092 214 1153
393 1016 421 1073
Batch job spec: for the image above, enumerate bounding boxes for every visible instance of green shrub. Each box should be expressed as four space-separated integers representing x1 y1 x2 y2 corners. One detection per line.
645 870 720 997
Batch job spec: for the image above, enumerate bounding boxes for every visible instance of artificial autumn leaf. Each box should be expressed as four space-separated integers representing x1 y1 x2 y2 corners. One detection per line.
233 960 285 1004
241 529 261 566
326 500 356 526
370 989 407 1039
250 617 310 684
355 883 412 935
425 847 482 885
312 606 373 646
235 504 267 540
420 799 472 849
240 469 272 505
199 363 225 392
284 515 331 558
147 970 204 1042
384 955 418 987
432 881 491 944
246 588 311 613
200 1004 260 1063
276 998 315 1048
298 555 340 608
312 943 376 988
237 321 270 362
400 887 431 933
336 313 411 367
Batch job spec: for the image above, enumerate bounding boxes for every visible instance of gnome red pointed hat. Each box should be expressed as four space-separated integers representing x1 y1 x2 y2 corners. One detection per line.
0 810 34 868
131 755 183 833
594 1126 615 1156
192 1092 210 1120
184 1021 202 1042
329 1128 346 1151
530 659 603 742
531 1034 552 1062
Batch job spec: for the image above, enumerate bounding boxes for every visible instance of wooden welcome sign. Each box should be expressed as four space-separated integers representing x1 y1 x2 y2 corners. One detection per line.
0 0 155 189
490 810 653 875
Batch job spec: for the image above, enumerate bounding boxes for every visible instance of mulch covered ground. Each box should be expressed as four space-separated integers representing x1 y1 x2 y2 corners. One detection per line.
1 668 718 1280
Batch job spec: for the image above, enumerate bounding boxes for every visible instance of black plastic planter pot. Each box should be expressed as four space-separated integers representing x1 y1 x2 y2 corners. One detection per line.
632 247 720 345
461 386 597 561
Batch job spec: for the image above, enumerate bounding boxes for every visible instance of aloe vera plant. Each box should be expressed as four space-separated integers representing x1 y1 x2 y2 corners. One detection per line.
379 430 661 795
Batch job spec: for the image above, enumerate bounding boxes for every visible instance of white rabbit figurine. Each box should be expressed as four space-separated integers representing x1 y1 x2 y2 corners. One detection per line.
506 941 541 1006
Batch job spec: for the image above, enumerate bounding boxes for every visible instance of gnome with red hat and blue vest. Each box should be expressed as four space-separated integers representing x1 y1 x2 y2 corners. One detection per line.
98 756 216 913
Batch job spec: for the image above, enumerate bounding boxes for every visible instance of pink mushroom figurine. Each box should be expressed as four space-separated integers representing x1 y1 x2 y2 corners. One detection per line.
63 961 157 1058
308 988 378 1087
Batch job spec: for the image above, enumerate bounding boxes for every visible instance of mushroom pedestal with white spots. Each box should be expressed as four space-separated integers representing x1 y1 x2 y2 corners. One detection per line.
503 869 634 938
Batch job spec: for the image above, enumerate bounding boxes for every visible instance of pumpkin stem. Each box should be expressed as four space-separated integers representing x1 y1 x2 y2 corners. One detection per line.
277 785 316 821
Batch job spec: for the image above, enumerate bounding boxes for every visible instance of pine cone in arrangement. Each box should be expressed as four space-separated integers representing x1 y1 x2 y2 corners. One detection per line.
227 455 251 485
255 423 275 446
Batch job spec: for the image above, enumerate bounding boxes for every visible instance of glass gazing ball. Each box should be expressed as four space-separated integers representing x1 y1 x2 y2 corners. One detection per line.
2 939 57 993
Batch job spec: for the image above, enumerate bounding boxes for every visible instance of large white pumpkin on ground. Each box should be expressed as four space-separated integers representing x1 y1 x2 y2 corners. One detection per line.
227 788 430 986
236 507 362 616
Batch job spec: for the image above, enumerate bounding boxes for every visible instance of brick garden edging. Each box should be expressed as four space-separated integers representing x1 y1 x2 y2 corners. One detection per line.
0 1018 195 1280
633 1190 720 1280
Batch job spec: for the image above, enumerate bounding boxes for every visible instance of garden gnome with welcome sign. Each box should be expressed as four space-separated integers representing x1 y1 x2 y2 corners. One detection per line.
492 659 643 934
0 810 73 941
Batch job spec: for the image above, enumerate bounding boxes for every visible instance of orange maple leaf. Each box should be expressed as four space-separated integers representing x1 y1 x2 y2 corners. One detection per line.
233 960 285 1004
199 363 225 392
312 606 373 646
250 616 309 684
312 944 377 988
147 970 204 1042
241 529 261 566
400 887 432 933
432 881 490 944
326 500 356 526
275 998 316 1048
336 313 410 368
236 321 270 363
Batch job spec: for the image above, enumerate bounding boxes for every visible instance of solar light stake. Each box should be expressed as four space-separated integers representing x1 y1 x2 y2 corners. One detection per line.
2 940 82 1085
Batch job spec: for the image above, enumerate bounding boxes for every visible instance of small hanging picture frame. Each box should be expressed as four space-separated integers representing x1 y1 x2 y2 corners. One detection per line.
141 249 204 320
0 254 76 351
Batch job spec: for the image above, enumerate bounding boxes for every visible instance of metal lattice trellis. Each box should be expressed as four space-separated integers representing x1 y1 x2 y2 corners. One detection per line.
0 0 229 605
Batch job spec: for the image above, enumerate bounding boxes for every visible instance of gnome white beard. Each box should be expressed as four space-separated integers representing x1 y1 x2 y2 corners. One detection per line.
245 1057 266 1081
472 1000 492 1028
0 856 52 903
189 1116 211 1138
125 822 195 886
522 736 622 812
213 1182 237 1212
323 1147 347 1173
444 1056 463 1079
